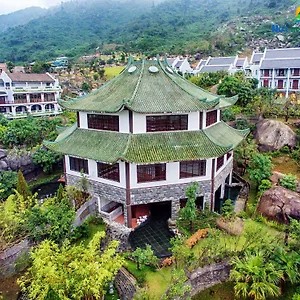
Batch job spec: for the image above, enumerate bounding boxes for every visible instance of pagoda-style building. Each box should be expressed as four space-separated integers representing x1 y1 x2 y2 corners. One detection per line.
45 58 248 228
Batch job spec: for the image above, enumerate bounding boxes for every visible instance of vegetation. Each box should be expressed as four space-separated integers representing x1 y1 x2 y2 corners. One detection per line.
0 170 17 200
32 148 62 173
280 174 297 191
19 231 124 299
131 245 159 270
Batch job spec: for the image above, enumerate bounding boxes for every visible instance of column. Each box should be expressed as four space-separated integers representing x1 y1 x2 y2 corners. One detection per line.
229 171 233 185
41 93 45 102
272 68 275 89
171 199 180 220
11 106 16 116
220 183 225 199
286 68 290 98
125 162 132 228
41 104 46 113
26 94 30 103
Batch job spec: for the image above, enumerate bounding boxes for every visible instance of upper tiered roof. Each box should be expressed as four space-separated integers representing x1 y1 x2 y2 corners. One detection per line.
59 58 237 114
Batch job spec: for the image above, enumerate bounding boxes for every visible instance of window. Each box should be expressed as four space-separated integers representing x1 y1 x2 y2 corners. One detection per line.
206 110 218 127
97 162 120 182
227 152 232 160
69 157 89 174
180 160 206 178
87 114 119 131
146 115 188 132
137 164 166 183
216 156 224 171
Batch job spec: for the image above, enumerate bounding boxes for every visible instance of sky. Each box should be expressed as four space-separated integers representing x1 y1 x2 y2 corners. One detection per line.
0 0 65 15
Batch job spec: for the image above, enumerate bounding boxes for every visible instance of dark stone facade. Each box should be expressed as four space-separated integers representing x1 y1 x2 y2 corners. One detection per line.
114 268 137 300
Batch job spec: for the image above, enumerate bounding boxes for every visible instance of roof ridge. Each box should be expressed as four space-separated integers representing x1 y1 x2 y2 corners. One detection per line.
158 59 218 105
127 59 145 107
220 120 250 137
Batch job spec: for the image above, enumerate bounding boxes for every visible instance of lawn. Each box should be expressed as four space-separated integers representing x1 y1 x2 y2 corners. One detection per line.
125 259 172 299
104 66 125 80
272 155 300 179
74 222 106 247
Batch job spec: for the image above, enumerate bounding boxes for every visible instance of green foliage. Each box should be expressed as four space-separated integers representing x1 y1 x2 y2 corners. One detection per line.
235 118 249 130
24 198 75 243
131 244 159 270
179 182 198 232
33 148 62 173
19 231 124 300
169 236 193 269
190 71 227 89
16 170 32 199
221 199 235 220
70 221 90 242
217 75 240 97
258 179 272 192
281 145 291 154
31 61 51 73
230 251 282 300
81 82 91 92
293 294 300 300
6 61 15 72
0 117 61 148
161 269 191 300
222 108 236 122
280 174 297 191
0 171 17 200
247 154 273 186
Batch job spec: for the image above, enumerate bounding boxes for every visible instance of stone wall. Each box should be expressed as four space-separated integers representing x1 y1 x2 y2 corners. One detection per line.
66 174 127 204
104 221 132 252
73 196 98 227
114 267 137 300
0 239 33 279
214 161 233 193
188 260 231 296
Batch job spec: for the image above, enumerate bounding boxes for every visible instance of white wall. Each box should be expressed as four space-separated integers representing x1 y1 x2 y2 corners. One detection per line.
130 159 212 189
65 155 126 189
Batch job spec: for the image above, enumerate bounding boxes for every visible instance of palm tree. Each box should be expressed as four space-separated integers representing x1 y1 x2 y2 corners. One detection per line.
272 247 300 295
230 251 283 300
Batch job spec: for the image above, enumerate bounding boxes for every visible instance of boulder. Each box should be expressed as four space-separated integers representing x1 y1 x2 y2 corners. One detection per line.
216 217 244 236
257 186 300 222
0 149 7 159
0 160 8 171
270 171 284 185
254 119 296 151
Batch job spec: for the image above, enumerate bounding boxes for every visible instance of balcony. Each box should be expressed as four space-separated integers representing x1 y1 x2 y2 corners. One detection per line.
14 99 27 104
13 86 61 93
99 201 123 222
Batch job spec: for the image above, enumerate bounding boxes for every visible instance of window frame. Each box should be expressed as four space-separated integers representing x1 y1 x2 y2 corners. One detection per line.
137 163 166 183
146 114 188 132
97 162 120 182
87 114 119 132
69 156 89 174
216 155 224 171
180 160 206 179
206 110 218 127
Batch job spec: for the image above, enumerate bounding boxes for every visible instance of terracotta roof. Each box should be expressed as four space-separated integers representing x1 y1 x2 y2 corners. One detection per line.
59 58 237 114
7 73 55 82
44 122 249 164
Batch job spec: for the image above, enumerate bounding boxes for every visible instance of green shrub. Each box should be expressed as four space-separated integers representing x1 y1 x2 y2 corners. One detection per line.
280 145 290 154
221 199 235 219
222 109 235 122
70 222 90 242
258 179 272 192
235 118 249 130
280 174 297 191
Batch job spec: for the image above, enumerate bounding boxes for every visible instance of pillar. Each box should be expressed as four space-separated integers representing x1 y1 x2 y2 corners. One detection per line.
220 183 225 199
26 94 30 103
11 106 16 116
171 199 180 220
41 93 45 102
41 104 46 113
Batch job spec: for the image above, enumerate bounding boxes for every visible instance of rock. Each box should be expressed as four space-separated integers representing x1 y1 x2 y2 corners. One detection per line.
270 171 284 185
257 186 300 222
254 119 296 151
0 160 8 171
216 217 244 236
0 149 7 159
277 34 285 42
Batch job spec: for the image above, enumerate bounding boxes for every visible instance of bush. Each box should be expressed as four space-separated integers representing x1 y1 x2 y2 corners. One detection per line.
235 118 249 130
33 148 62 173
0 171 18 200
222 109 235 122
280 145 291 154
280 174 297 191
258 179 272 192
221 199 235 219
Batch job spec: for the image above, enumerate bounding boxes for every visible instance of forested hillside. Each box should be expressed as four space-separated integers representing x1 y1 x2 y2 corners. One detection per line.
0 0 298 63
0 7 46 33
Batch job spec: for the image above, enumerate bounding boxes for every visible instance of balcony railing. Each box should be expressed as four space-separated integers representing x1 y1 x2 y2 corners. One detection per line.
100 201 123 222
14 99 27 104
13 86 61 93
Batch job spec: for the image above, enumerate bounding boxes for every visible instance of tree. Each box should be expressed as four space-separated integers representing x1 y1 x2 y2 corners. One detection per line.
179 182 198 233
19 231 124 300
0 171 17 200
247 154 273 186
280 174 297 191
169 236 192 269
234 137 258 176
6 61 15 72
16 170 32 199
230 251 282 300
81 82 91 92
33 148 61 173
221 199 235 219
24 199 75 244
131 244 159 270
161 269 191 300
217 75 240 97
31 61 51 73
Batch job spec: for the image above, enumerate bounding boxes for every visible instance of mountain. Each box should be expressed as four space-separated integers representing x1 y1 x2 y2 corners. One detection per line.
0 7 47 33
0 0 298 63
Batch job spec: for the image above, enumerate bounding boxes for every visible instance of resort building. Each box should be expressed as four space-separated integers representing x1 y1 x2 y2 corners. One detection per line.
167 57 193 75
45 58 248 229
250 48 300 98
0 71 61 118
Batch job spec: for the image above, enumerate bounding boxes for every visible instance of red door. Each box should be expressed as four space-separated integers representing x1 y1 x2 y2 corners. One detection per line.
264 79 269 88
293 80 299 89
278 80 283 89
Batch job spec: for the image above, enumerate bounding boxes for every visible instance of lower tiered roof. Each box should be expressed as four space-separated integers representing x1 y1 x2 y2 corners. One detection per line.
44 122 249 164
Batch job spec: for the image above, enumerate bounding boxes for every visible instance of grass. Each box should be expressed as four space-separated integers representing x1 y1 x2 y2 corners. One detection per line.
272 155 300 180
192 282 235 300
28 170 63 189
125 259 172 299
75 222 106 247
104 66 125 80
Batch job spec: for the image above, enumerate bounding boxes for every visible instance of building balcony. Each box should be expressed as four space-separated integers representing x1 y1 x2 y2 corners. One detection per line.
30 98 42 103
14 99 28 104
44 98 56 102
12 86 61 93
99 201 123 222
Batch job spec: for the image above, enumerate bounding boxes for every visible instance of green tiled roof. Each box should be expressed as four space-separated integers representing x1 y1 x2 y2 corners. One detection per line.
44 122 249 164
58 58 237 114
